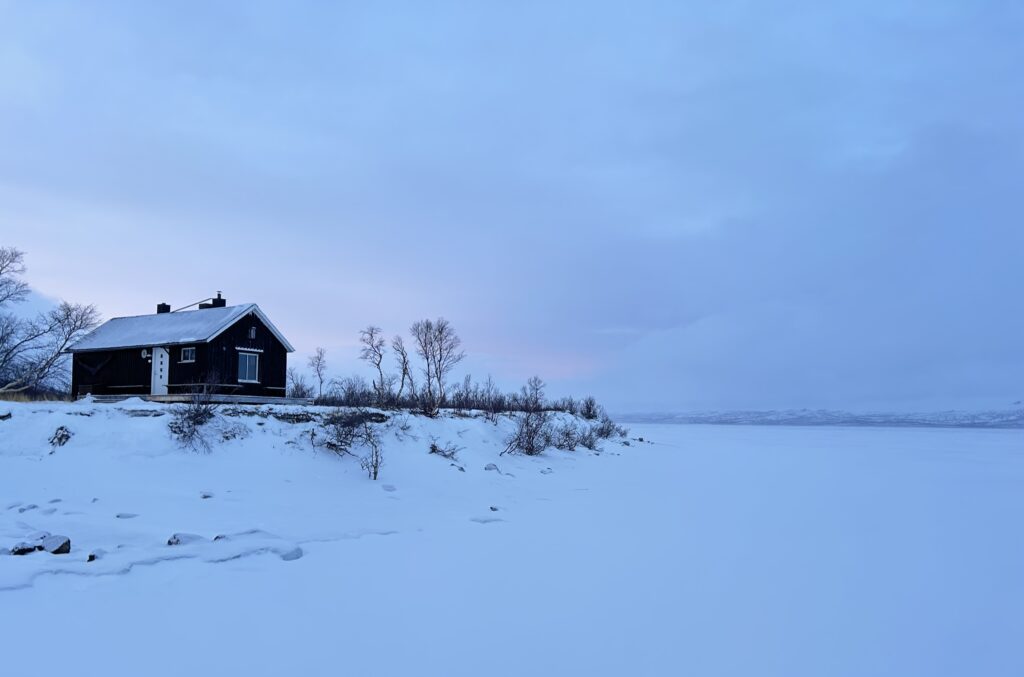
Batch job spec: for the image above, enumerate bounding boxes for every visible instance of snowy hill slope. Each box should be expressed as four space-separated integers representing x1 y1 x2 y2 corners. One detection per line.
0 399 629 591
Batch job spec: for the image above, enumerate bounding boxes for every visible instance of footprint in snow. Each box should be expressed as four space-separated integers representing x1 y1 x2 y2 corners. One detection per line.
470 517 504 524
6 502 22 511
17 504 38 513
40 508 57 516
381 484 397 493
115 513 139 519
48 498 62 504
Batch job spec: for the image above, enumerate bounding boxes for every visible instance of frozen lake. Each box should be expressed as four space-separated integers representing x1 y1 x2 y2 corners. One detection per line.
3 414 1022 676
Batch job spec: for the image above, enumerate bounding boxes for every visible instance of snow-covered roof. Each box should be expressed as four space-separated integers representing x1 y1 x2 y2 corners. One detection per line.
67 304 295 353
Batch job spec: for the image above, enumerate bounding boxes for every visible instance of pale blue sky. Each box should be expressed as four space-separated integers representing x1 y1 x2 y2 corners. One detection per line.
2 1 1022 412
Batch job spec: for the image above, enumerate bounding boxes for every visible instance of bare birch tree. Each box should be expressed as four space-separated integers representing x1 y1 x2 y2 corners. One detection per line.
307 347 328 400
358 325 393 406
0 248 99 393
392 335 414 403
410 317 465 415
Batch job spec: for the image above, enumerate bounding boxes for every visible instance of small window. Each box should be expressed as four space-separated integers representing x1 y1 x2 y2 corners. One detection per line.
180 347 196 363
248 326 257 340
238 352 259 383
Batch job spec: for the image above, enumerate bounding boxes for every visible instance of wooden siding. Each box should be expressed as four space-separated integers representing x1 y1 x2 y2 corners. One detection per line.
71 347 152 396
71 310 289 398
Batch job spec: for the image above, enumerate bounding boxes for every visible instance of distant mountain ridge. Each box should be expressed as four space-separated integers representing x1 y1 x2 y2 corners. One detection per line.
618 408 1024 429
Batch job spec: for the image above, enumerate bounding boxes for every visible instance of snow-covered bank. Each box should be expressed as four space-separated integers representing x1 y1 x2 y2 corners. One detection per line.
0 399 627 590
2 406 1022 676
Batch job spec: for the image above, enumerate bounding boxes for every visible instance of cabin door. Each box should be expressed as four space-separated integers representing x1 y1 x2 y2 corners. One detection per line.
150 347 169 395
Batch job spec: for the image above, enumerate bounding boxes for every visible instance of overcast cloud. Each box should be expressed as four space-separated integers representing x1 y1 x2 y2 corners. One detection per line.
1 1 1021 412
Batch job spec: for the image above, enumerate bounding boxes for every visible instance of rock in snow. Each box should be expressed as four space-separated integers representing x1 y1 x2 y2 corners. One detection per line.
279 547 303 561
41 535 71 554
9 542 41 556
167 533 205 546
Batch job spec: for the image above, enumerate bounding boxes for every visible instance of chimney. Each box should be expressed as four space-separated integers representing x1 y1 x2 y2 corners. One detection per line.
156 303 171 314
210 291 226 308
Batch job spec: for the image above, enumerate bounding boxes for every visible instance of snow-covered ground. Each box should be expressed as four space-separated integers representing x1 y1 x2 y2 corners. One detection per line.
2 402 1022 676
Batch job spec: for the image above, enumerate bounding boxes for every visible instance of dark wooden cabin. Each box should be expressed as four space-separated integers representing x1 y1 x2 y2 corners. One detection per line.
66 294 295 398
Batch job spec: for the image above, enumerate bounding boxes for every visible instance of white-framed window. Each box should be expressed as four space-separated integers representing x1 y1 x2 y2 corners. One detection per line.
238 352 259 383
248 326 257 340
180 346 196 363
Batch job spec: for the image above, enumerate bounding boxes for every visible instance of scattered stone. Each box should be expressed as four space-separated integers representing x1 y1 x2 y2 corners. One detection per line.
279 547 303 561
115 513 138 519
41 535 71 554
91 498 99 504
122 409 165 418
167 533 204 546
489 506 499 512
200 492 214 499
9 542 41 556
0 411 11 421
87 549 106 563
638 437 644 443
213 534 228 541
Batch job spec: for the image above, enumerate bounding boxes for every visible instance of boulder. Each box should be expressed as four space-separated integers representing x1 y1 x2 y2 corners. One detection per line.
167 533 204 546
41 535 71 555
279 547 303 561
9 542 41 556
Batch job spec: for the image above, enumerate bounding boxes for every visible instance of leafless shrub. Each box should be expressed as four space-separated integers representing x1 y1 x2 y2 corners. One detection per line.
502 377 552 456
551 420 580 451
287 367 314 398
503 410 551 456
580 396 600 420
578 426 598 450
428 437 462 460
357 424 384 480
314 408 388 457
320 375 375 407
168 388 219 453
555 396 580 417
